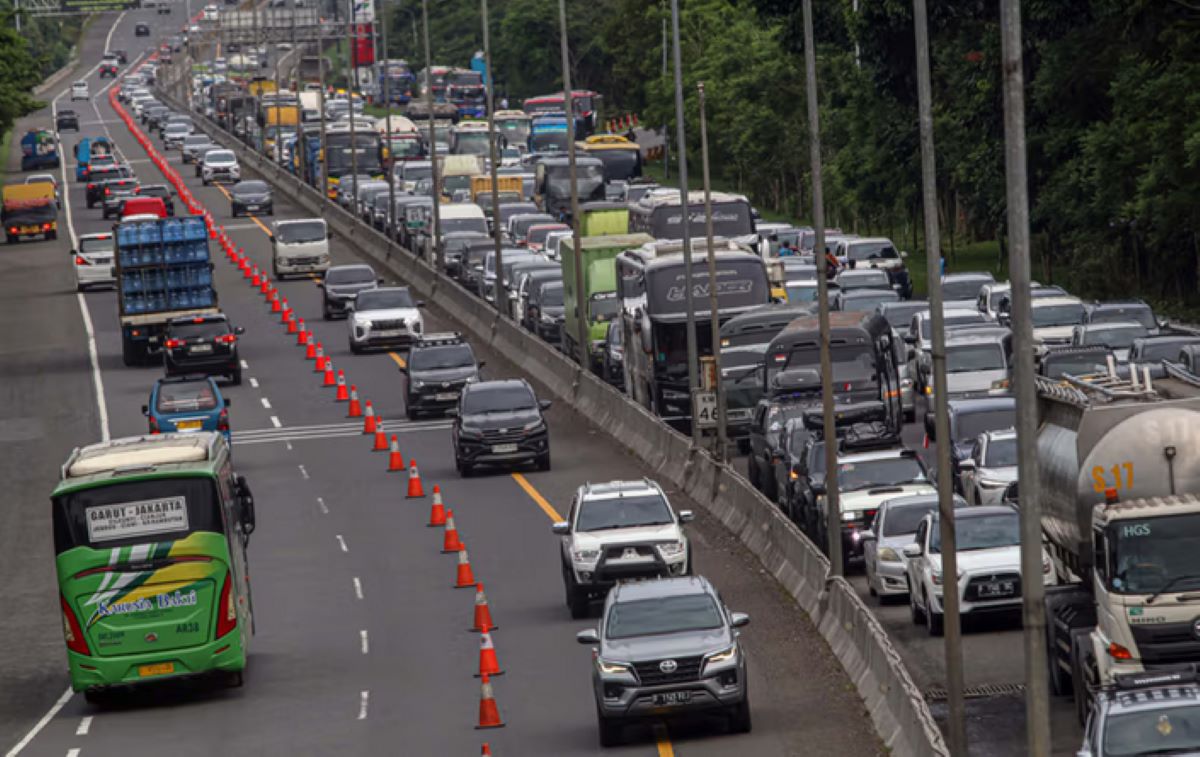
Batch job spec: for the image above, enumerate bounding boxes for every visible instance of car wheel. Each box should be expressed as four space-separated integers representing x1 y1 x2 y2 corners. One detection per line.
747 457 761 489
224 670 244 688
350 340 362 355
908 579 925 624
83 688 108 706
232 207 239 217
537 450 551 471
230 368 242 386
597 711 623 748
406 403 418 421
322 306 332 321
728 697 752 734
925 593 944 637
456 454 472 477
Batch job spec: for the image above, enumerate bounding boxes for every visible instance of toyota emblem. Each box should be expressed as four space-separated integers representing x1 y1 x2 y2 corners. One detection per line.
659 659 678 674
1192 617 1200 640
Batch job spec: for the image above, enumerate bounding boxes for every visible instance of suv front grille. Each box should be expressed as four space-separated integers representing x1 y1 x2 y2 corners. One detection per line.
603 545 655 560
480 428 525 443
633 656 704 686
371 319 406 331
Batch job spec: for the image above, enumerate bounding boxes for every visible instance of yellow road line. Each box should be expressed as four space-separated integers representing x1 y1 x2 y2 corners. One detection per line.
510 472 562 522
386 351 406 369
657 736 675 757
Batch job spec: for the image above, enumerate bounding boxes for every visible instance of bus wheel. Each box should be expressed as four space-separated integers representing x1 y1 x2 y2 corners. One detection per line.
83 688 109 706
225 670 245 688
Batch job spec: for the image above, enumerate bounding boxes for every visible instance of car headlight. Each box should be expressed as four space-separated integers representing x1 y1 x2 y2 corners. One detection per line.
458 425 484 439
901 377 913 389
841 510 857 522
978 477 1008 489
541 311 555 324
522 419 544 432
572 548 600 563
1043 553 1053 575
409 380 425 390
465 375 479 383
703 643 738 672
878 546 901 563
657 541 686 559
596 658 631 675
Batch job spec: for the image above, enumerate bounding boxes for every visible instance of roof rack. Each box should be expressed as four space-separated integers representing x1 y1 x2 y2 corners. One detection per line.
416 331 463 346
1035 352 1164 405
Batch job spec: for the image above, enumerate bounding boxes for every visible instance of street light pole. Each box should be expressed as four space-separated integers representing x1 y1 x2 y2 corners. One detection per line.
800 0 842 575
421 0 441 271
482 0 504 315
999 0 1051 753
557 0 587 362
913 0 966 751
697 81 726 462
347 0 359 218
318 40 329 198
382 1 395 237
668 0 700 446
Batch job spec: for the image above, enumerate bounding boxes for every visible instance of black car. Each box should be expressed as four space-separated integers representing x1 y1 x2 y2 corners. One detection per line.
56 109 80 132
85 166 132 208
602 320 623 388
229 180 273 217
924 397 1017 493
135 23 150 36
746 369 824 501
319 263 381 320
401 333 483 419
772 417 817 523
452 379 551 476
527 279 565 343
111 49 128 64
99 62 118 78
134 184 175 216
100 178 141 219
163 314 244 384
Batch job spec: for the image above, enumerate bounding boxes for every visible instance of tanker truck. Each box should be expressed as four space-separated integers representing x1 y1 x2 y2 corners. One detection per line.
1038 362 1200 724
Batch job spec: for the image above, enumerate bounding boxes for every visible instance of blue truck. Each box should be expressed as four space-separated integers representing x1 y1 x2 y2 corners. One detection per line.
115 217 219 366
20 130 60 171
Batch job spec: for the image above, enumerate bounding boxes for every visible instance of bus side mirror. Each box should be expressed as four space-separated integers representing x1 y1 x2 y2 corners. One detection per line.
235 474 256 535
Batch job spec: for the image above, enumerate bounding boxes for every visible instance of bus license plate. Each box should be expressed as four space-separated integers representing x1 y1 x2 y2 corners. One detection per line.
978 580 1015 598
653 691 691 706
138 662 175 677
491 443 518 454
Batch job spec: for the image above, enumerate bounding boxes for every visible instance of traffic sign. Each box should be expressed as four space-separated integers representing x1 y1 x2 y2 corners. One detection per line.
693 390 718 429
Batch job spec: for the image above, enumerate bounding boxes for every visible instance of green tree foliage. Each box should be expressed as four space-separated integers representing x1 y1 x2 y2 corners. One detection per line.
0 10 46 137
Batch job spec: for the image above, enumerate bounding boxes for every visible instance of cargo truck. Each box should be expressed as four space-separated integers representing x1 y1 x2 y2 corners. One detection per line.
562 233 652 372
1037 363 1200 723
114 217 219 366
3 182 58 243
470 175 522 205
20 129 60 171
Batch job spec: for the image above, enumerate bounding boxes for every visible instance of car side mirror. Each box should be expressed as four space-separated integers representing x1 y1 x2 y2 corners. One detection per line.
575 629 600 645
730 612 750 628
477 360 486 369
860 529 876 542
267 233 274 242
224 398 231 407
234 326 245 335
538 399 552 411
902 542 922 558
958 459 976 471
141 404 149 415
416 301 426 308
445 408 459 417
70 248 78 256
899 250 908 258
923 412 936 441
316 280 324 288
235 474 256 535
327 230 334 239
551 521 569 535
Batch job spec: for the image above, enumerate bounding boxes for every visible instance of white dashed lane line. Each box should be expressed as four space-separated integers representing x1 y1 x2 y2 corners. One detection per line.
357 691 369 721
74 718 91 737
336 535 348 553
249 377 259 388
316 497 328 514
270 415 282 428
360 630 369 655
352 576 362 599
297 464 308 479
260 397 271 410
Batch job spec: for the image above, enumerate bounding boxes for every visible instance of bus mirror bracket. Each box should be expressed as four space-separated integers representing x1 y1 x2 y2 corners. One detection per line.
235 474 256 536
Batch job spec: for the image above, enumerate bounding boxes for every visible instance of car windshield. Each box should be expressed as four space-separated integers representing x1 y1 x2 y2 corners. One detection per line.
1101 704 1200 756
356 289 414 310
954 408 1016 440
155 381 218 413
1032 303 1086 327
79 237 113 254
931 512 1020 553
942 277 990 300
847 241 898 261
234 181 268 194
843 291 899 311
276 221 325 243
882 502 937 537
408 343 474 371
839 272 890 290
206 150 235 163
1091 306 1156 330
785 282 818 303
920 312 985 339
605 594 724 640
529 226 566 245
326 266 375 285
184 135 208 146
838 457 927 492
442 217 487 235
1082 325 1146 349
539 284 564 307
946 343 1007 373
462 384 537 414
984 437 1017 467
576 494 673 532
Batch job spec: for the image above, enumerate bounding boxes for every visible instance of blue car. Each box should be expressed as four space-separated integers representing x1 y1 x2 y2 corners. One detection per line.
143 376 231 443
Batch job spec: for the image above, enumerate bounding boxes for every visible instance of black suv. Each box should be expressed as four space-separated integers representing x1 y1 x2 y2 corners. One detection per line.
56 109 80 132
319 264 380 320
134 184 175 216
135 23 150 36
401 333 482 419
111 50 128 64
746 369 824 501
163 314 244 384
452 379 551 476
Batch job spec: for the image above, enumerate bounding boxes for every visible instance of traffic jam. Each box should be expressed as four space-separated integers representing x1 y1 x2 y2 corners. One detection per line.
7 2 1200 757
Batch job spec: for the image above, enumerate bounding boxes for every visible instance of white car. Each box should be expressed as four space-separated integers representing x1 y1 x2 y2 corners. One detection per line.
73 232 116 290
271 218 331 278
200 149 240 185
70 80 89 100
958 429 1018 505
1026 295 1087 348
202 4 218 21
552 479 693 618
904 505 1055 636
348 286 424 353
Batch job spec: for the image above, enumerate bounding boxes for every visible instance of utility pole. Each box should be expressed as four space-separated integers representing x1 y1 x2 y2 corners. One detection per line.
482 0 504 314
557 0 587 361
913 0 966 751
668 0 700 446
661 10 668 179
697 81 726 462
346 0 359 218
318 39 329 199
382 0 395 236
1000 0 1051 754
421 0 441 270
801 0 842 575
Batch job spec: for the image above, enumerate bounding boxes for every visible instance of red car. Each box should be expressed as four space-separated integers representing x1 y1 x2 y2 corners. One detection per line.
119 196 168 220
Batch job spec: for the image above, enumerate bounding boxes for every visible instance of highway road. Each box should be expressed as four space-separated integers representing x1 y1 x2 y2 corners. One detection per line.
0 9 885 757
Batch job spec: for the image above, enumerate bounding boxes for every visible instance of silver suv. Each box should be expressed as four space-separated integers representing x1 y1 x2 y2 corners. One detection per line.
1079 665 1200 756
553 479 693 619
576 576 751 746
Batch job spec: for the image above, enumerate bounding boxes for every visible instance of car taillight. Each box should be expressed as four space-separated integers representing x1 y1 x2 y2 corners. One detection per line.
148 414 159 433
218 408 229 432
216 571 237 638
75 255 88 266
86 182 95 190
61 594 91 656
42 223 53 231
165 338 183 349
105 188 112 195
217 334 237 344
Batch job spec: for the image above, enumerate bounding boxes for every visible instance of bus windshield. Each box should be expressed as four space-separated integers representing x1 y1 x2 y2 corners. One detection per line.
591 149 641 182
53 478 223 553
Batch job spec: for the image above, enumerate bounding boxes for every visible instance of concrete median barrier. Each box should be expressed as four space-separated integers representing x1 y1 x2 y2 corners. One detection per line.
168 91 948 756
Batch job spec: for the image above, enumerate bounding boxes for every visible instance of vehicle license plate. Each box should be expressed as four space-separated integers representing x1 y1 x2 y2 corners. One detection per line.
435 393 458 401
978 580 1015 598
189 344 213 353
176 419 203 431
244 204 259 211
138 662 175 677
491 443 518 454
653 691 691 706
377 330 402 338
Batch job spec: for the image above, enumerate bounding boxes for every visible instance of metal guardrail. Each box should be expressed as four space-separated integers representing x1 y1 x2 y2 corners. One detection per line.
159 87 950 756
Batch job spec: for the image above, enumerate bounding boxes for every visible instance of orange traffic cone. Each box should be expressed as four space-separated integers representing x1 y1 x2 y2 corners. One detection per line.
406 461 425 498
372 421 389 451
427 485 446 527
251 268 261 287
475 622 503 675
441 509 463 553
454 548 477 589
347 386 363 418
470 583 497 632
362 401 377 433
323 362 337 387
260 277 271 295
305 335 317 359
387 435 404 470
475 674 504 729
482 745 492 756
270 293 282 313
335 371 349 401
314 345 327 371
280 300 292 322
286 312 298 333
296 321 308 345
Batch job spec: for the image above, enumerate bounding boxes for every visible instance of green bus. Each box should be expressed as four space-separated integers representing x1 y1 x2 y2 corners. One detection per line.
51 432 256 701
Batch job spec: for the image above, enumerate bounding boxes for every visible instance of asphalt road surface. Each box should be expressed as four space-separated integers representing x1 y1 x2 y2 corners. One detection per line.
1 10 886 757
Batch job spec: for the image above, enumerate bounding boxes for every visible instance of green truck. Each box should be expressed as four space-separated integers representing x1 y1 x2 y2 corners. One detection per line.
562 232 653 370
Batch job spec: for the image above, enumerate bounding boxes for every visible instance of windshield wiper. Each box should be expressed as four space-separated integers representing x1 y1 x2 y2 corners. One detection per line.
1146 574 1200 604
1134 748 1200 756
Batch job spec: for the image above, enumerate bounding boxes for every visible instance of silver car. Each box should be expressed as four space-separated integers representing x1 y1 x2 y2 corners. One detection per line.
923 331 1011 402
862 494 951 600
1079 667 1200 757
576 576 751 746
958 428 1018 505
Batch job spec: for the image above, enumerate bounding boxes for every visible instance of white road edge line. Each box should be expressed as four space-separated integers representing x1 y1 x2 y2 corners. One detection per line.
357 691 369 721
336 535 348 553
360 630 368 655
74 717 92 737
269 415 282 428
3 687 72 757
260 397 271 409
352 576 362 600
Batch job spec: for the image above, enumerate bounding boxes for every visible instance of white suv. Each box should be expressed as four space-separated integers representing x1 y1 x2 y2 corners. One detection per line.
200 149 240 185
552 479 693 619
71 80 89 100
348 286 424 353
